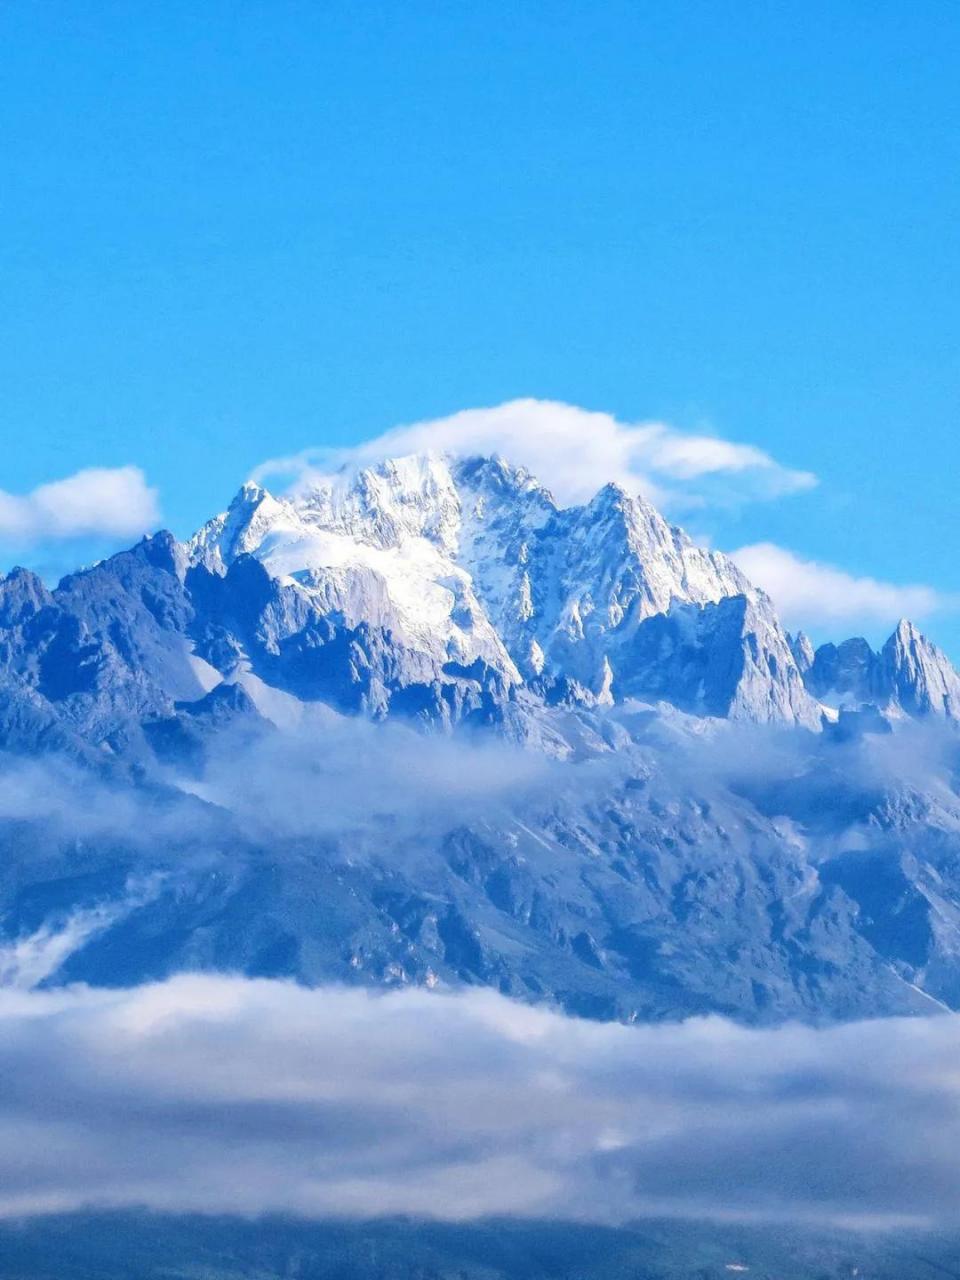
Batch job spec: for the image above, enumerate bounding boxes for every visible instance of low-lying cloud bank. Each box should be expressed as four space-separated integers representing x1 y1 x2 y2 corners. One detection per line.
0 975 957 1230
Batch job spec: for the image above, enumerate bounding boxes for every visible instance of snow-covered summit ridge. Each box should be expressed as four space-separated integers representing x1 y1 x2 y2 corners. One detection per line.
189 451 816 725
0 451 955 747
192 450 750 601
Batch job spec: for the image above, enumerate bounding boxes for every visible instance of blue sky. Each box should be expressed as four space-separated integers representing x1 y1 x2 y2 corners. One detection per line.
0 1 958 653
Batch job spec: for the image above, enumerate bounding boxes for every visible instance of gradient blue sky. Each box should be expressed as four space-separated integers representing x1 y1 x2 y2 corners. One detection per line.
1 2 958 652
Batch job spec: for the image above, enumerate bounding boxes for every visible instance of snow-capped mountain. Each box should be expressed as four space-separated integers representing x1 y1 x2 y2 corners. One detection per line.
1 450 957 753
190 452 819 727
2 450 960 1027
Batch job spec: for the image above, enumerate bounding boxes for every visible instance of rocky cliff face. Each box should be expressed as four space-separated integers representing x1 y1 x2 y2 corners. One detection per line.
804 619 960 720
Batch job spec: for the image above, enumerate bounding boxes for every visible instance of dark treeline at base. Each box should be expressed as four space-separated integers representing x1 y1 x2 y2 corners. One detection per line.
0 1212 958 1280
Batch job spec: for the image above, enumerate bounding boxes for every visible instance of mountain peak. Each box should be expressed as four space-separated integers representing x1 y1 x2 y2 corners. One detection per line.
592 480 631 504
803 620 960 721
236 479 267 503
0 565 54 627
881 618 960 717
891 617 921 644
179 450 825 726
190 483 293 573
452 453 552 502
787 630 816 674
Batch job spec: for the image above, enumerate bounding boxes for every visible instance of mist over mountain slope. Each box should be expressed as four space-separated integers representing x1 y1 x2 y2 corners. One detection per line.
1 452 960 1024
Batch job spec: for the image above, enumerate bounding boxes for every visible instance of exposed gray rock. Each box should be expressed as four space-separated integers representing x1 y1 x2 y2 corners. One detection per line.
621 595 820 727
805 620 960 720
787 629 815 674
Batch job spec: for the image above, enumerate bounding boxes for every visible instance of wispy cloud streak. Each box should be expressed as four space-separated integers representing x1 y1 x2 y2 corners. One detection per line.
252 399 816 509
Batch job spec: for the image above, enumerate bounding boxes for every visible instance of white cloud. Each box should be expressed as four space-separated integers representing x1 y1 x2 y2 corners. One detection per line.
731 542 947 630
0 975 958 1229
252 399 817 509
0 467 159 544
0 876 163 991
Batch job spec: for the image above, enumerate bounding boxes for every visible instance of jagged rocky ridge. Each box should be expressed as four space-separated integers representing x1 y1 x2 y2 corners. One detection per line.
792 622 960 721
2 451 960 1023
